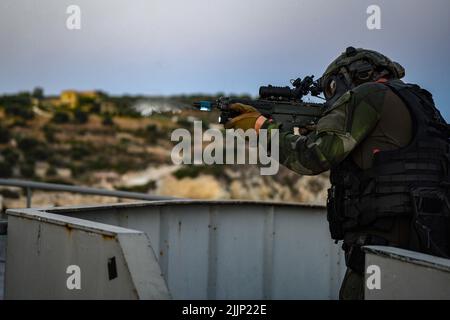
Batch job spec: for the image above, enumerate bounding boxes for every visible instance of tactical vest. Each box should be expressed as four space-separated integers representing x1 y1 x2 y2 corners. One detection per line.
327 80 450 257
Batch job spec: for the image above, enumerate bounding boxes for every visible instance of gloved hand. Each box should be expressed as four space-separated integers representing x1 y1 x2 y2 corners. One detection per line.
298 124 317 135
224 103 267 132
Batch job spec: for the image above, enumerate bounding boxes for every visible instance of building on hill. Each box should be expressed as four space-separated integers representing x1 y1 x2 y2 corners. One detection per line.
60 90 103 109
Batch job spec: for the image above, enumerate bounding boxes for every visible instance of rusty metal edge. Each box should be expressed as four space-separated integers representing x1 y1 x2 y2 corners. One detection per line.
38 199 326 214
363 245 450 273
6 208 142 237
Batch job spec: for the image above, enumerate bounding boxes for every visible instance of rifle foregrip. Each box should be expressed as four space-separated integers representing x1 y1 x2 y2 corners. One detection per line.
219 109 241 124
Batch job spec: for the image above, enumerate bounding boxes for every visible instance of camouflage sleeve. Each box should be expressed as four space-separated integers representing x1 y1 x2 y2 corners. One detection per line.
265 82 389 175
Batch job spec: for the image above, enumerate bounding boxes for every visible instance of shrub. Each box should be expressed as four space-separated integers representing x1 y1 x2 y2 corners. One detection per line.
51 111 70 124
0 124 10 143
173 164 225 180
69 163 88 177
47 155 69 167
70 144 91 160
11 118 27 127
32 87 44 99
4 104 34 120
73 109 89 124
17 137 48 161
17 137 39 151
1 147 20 164
144 124 168 144
43 124 56 143
86 156 110 171
176 118 192 129
27 145 48 161
115 180 156 193
19 161 35 178
45 166 57 177
102 113 114 126
0 188 20 198
0 161 13 178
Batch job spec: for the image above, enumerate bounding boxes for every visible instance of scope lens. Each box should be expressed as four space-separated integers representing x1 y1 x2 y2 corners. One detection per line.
324 78 337 100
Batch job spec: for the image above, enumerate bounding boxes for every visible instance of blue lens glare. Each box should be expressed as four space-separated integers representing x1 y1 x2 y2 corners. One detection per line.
199 101 212 111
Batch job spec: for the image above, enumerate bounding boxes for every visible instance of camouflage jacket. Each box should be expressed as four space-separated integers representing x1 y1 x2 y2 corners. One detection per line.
263 80 413 175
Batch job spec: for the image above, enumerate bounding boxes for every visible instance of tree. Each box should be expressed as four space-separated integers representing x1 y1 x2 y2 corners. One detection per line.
32 87 44 99
1 147 20 164
0 161 12 178
19 161 35 178
0 124 10 143
102 113 114 126
17 137 39 151
74 109 88 124
52 111 70 124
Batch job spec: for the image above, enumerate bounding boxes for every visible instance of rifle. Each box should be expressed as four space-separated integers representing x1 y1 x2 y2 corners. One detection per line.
193 76 325 132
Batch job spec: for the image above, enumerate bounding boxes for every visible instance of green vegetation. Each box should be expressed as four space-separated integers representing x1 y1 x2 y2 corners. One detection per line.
45 166 57 177
0 161 13 178
0 93 34 120
0 90 234 186
17 136 48 161
51 111 70 123
73 110 89 124
173 164 225 180
102 113 114 126
19 160 35 178
70 143 92 160
139 124 167 144
32 87 44 99
43 124 57 142
106 96 141 117
0 124 10 143
115 180 157 193
0 188 20 199
1 147 20 164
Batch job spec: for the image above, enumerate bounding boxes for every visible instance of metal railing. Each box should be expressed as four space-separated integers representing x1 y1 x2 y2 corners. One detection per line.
0 178 177 208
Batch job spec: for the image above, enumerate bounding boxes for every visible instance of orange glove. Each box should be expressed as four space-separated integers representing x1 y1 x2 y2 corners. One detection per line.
224 103 267 132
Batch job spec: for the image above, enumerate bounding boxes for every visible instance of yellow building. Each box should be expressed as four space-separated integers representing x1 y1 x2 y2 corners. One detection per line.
60 90 102 109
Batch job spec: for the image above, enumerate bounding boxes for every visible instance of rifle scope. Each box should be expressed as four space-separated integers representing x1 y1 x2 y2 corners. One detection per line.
259 85 294 100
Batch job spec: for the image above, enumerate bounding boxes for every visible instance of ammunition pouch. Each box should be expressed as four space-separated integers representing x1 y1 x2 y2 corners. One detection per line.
410 186 450 258
327 185 344 240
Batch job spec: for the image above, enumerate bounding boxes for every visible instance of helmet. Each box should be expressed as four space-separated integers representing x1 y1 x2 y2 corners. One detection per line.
320 47 405 106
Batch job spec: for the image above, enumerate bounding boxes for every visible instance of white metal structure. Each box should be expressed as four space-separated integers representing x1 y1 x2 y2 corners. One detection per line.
364 246 450 300
4 200 346 299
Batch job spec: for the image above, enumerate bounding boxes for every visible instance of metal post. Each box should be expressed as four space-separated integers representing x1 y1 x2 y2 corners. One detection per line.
26 187 32 208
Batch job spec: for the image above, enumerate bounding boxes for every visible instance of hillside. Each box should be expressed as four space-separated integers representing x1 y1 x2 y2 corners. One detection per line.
0 90 330 211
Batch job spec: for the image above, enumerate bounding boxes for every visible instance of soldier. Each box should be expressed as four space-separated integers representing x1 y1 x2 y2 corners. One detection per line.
225 47 450 299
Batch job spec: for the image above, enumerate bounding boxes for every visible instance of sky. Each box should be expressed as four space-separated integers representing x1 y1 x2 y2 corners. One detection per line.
1 0 450 119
